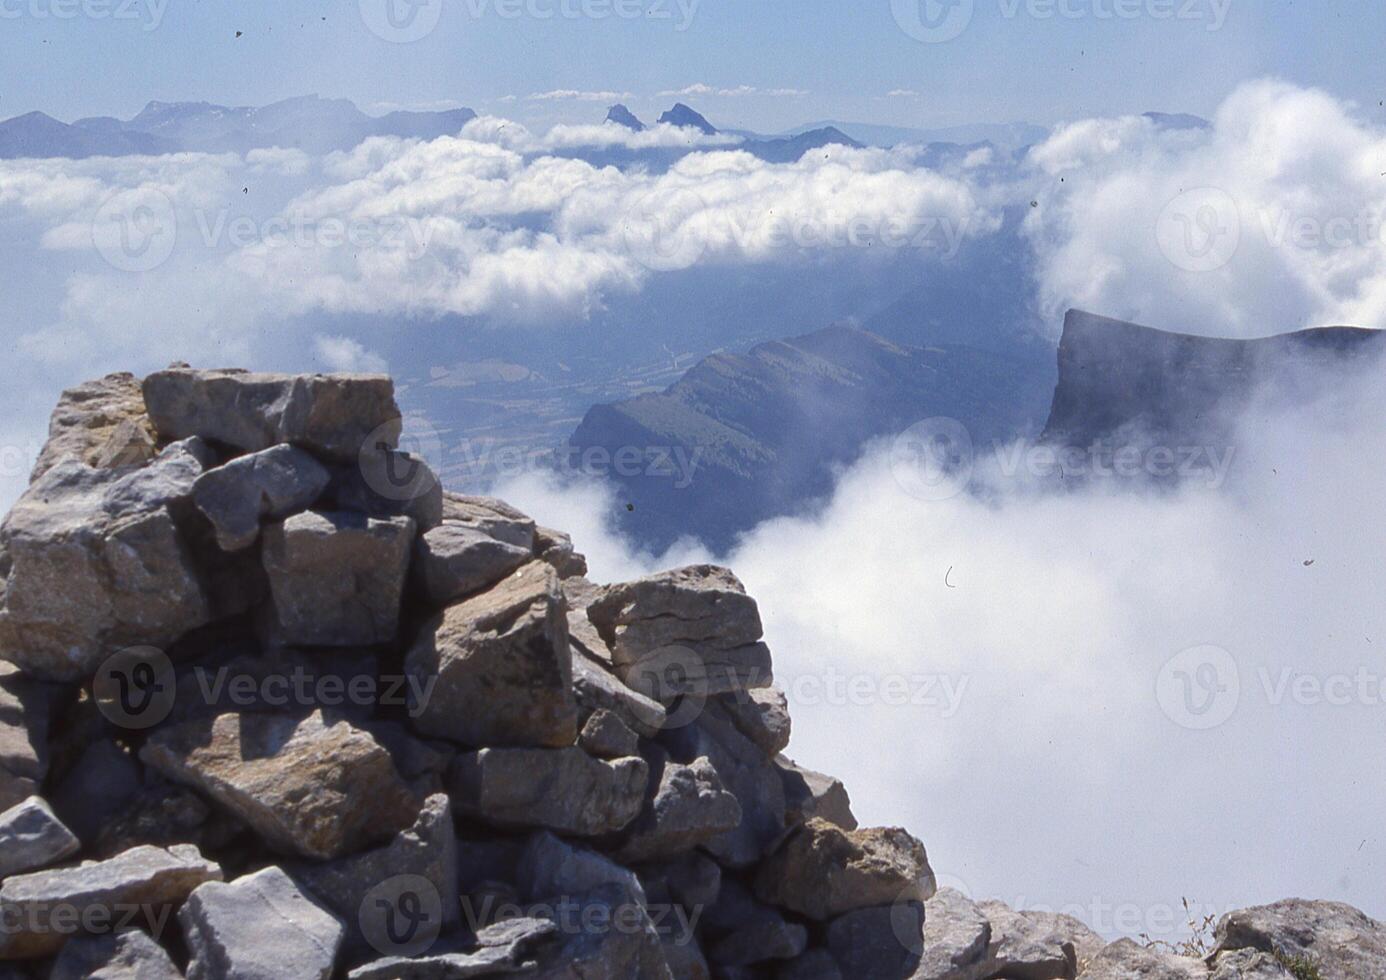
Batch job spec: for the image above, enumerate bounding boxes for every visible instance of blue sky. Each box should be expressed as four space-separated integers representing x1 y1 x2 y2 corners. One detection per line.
4 0 1386 132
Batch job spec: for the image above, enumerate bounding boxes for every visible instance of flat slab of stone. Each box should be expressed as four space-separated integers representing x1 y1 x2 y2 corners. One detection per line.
571 650 668 739
180 866 344 980
0 843 222 959
414 524 532 605
406 562 576 748
449 747 648 838
1214 899 1386 980
348 917 558 979
142 369 400 461
141 711 418 860
440 494 537 549
754 818 935 921
192 445 330 551
0 796 81 879
50 928 184 980
31 372 155 480
262 511 414 646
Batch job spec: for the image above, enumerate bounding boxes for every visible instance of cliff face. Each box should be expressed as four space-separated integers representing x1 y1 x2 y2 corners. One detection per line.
0 369 1381 979
1042 309 1386 449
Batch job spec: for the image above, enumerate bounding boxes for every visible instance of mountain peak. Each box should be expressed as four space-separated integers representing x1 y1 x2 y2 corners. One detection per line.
605 104 646 132
658 103 717 135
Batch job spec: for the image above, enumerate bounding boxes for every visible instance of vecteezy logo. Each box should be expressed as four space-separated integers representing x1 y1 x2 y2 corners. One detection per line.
360 875 443 958
1156 187 1241 273
1156 645 1240 730
625 645 709 730
892 0 975 43
621 188 709 273
93 647 177 730
92 188 177 273
359 0 444 42
358 414 442 503
889 417 974 501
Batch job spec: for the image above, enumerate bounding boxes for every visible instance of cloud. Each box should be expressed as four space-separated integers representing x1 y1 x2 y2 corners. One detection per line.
524 89 636 102
313 335 388 373
887 88 921 98
657 84 809 98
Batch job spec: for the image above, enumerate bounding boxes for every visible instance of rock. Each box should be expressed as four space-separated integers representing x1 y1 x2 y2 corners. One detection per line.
0 664 50 812
142 368 400 461
94 783 215 859
587 565 772 698
348 917 558 979
291 794 460 954
913 887 992 980
1208 949 1293 979
778 949 845 979
825 903 923 979
180 866 344 980
660 937 711 980
0 796 81 879
332 448 444 532
50 928 184 980
705 881 809 967
533 526 588 580
50 739 144 845
31 372 154 480
615 756 741 864
709 688 791 756
636 852 722 911
680 712 786 868
141 711 418 860
518 831 646 907
414 524 532 605
406 562 577 748
0 442 212 681
262 511 414 646
777 758 857 832
1077 938 1208 979
571 652 668 739
449 747 648 837
1214 899 1386 980
440 494 537 549
579 709 641 760
754 819 935 922
192 445 330 551
973 900 1090 980
526 883 673 979
0 843 222 959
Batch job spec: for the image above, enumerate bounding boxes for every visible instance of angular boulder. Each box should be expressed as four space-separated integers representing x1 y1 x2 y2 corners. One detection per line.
31 372 155 480
348 917 558 980
0 441 212 681
141 711 419 860
704 880 809 968
708 687 791 757
448 747 648 837
192 444 330 551
571 651 668 739
1078 938 1208 979
578 709 641 760
0 664 51 811
142 368 400 461
518 831 646 907
1208 949 1293 979
825 902 924 979
754 818 935 921
413 523 532 606
406 562 577 748
49 928 184 980
0 796 81 879
0 843 222 959
778 757 858 832
262 511 414 646
526 883 672 979
973 900 1100 980
440 493 537 549
180 866 344 980
615 756 742 864
1214 899 1386 980
914 887 992 980
683 711 787 868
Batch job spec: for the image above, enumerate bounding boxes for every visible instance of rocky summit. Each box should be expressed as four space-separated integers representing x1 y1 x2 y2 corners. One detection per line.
0 368 1380 979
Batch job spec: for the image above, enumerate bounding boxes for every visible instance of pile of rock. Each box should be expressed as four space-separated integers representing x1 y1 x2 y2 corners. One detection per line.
0 368 1381 980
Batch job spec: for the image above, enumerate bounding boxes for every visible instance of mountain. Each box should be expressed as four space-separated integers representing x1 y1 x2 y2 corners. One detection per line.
605 104 646 132
568 323 1053 550
1042 309 1386 449
0 96 477 159
657 102 718 135
740 126 863 163
780 119 1048 151
1143 111 1211 131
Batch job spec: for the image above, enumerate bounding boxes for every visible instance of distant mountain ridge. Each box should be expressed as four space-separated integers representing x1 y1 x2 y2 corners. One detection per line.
0 95 477 159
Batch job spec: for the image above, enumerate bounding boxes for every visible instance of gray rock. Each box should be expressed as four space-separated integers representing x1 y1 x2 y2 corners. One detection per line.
0 442 212 681
571 651 668 739
180 866 344 980
685 711 786 868
777 757 857 832
262 511 414 646
336 448 444 532
579 709 641 760
533 526 588 580
0 664 50 812
449 747 648 838
519 831 646 907
615 757 741 864
825 902 923 979
778 949 845 979
660 937 711 980
141 711 419 860
142 368 400 461
974 901 1091 980
50 928 184 980
192 445 330 551
406 562 577 748
526 883 673 979
348 917 558 979
914 888 991 980
587 565 772 698
31 372 154 481
440 494 537 549
0 843 222 959
635 852 721 912
1208 949 1292 979
50 739 145 845
0 796 80 879
1214 899 1386 980
1077 938 1208 979
705 881 809 967
291 793 460 954
708 688 791 757
93 782 216 859
414 524 531 605
754 819 935 922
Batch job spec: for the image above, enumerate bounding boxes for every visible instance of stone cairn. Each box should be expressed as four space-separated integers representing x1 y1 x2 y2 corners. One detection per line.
0 369 1382 980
